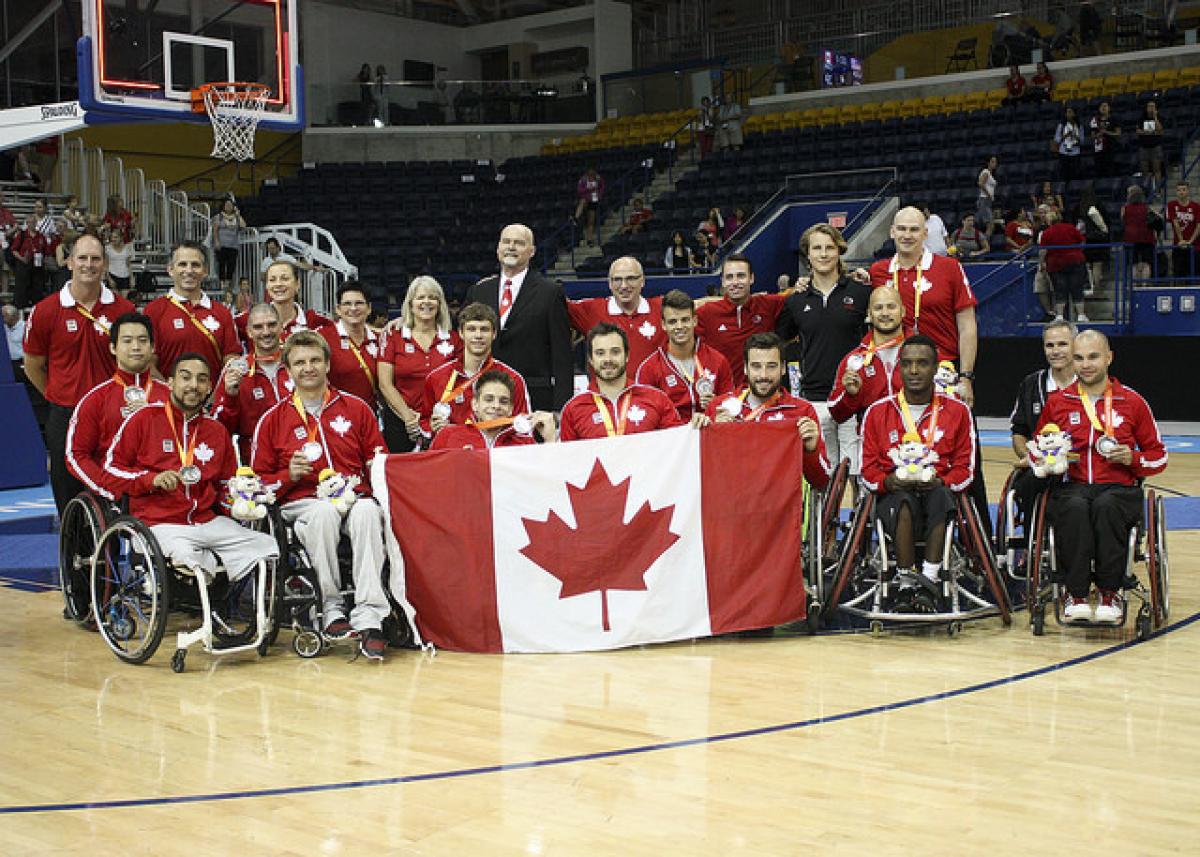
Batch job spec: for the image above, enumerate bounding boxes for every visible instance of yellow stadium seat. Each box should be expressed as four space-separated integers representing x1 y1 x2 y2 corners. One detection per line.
897 97 922 118
984 88 1008 107
919 95 945 114
796 109 821 127
876 100 901 119
1127 71 1154 93
941 94 965 114
960 90 988 112
1054 79 1080 100
1076 77 1104 99
763 113 786 132
858 102 882 122
813 105 838 125
1151 69 1180 89
1177 66 1200 87
1103 74 1129 93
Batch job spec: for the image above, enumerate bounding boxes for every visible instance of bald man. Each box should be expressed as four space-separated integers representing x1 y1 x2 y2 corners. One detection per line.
567 255 666 374
465 223 573 411
1035 330 1167 624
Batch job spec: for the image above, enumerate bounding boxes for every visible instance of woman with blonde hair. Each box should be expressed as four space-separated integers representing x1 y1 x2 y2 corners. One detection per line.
377 275 461 452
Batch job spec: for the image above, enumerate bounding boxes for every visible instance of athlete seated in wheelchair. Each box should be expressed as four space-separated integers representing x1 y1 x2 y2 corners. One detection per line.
1023 330 1169 636
824 336 1011 627
95 353 279 671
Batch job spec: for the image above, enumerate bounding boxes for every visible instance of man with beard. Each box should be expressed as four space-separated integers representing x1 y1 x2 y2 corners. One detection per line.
212 303 293 462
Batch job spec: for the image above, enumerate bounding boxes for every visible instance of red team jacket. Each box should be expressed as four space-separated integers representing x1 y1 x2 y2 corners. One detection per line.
567 296 666 375
144 291 240 375
705 389 832 488
827 334 904 424
559 383 682 441
250 389 386 504
430 424 537 450
859 393 976 494
634 341 734 420
695 293 788 386
1035 378 1167 486
210 358 294 459
104 403 238 526
868 250 976 362
420 356 530 430
66 371 170 499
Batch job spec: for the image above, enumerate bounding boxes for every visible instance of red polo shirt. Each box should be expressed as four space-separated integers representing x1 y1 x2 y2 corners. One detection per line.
567 295 666 376
868 249 976 362
144 290 241 375
695 292 788 386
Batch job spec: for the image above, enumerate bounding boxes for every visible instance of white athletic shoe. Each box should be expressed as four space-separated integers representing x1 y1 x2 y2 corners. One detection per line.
1093 590 1124 624
1063 594 1093 623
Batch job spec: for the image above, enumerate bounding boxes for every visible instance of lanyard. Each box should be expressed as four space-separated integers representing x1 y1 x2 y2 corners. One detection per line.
440 358 492 403
343 332 376 390
897 391 942 445
169 295 222 355
737 388 782 422
74 302 110 333
1079 381 1115 437
470 417 515 431
162 404 200 471
893 262 929 328
593 391 633 436
291 389 331 443
863 333 904 368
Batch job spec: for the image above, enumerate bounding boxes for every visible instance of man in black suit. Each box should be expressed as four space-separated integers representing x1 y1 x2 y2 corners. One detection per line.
466 223 574 411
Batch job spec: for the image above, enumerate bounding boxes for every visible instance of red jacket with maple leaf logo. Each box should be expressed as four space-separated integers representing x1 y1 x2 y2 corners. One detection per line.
695 293 788 387
827 333 904 425
429 424 537 451
859 392 976 494
210 358 293 461
250 388 386 503
705 388 831 488
144 290 241 376
421 355 530 432
1034 377 1166 486
103 402 237 525
634 341 734 420
567 296 666 375
66 370 170 499
559 382 683 441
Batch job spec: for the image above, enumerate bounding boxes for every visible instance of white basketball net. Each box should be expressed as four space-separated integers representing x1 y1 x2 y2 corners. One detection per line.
202 83 271 162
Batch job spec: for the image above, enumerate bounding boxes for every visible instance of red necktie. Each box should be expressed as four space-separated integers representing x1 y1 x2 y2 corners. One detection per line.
499 278 514 325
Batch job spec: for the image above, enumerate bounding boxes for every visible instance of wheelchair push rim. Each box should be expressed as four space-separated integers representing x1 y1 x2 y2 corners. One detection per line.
89 517 171 665
59 493 108 625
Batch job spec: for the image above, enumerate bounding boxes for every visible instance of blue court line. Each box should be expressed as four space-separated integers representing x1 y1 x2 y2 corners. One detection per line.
3 609 1196 817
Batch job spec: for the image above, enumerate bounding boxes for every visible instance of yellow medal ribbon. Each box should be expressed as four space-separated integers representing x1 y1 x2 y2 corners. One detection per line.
1079 381 1115 437
862 332 904 368
440 358 493 404
162 403 200 472
893 263 929 330
291 389 331 447
73 302 111 333
343 333 376 390
897 390 942 445
169 295 223 356
736 388 783 422
592 391 634 437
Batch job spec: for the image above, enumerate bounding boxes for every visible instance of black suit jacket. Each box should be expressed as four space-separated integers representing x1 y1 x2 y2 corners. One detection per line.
466 269 574 411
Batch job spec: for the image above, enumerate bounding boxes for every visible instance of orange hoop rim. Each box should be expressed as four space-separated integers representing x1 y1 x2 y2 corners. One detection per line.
197 81 272 96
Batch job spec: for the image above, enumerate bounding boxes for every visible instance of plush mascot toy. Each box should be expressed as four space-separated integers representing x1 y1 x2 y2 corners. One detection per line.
316 468 361 514
888 431 940 483
227 466 275 521
934 361 961 399
1026 422 1073 477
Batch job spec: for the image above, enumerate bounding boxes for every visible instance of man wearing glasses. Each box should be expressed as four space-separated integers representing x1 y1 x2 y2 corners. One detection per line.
567 256 665 373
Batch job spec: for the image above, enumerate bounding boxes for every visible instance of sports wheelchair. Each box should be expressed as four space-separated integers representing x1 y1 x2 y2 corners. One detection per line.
822 488 1012 634
59 491 116 627
799 457 853 631
1018 483 1169 640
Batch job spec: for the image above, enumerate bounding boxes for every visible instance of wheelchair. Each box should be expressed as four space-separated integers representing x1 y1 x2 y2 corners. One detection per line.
822 488 1013 634
800 457 852 630
88 514 276 672
1022 484 1169 640
59 491 118 627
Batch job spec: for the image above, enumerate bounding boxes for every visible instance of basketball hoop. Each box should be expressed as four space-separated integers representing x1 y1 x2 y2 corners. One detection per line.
193 82 271 162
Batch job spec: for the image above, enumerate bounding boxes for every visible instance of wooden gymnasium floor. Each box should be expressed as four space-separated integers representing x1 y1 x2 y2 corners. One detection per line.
2 454 1198 856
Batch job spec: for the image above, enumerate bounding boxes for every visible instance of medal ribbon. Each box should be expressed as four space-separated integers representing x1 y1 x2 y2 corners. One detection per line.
862 333 904 368
593 391 633 437
74 302 111 334
440 358 493 404
469 416 515 431
893 263 928 330
737 388 783 422
112 371 152 399
162 403 200 473
1079 381 1115 437
169 295 223 356
897 390 942 446
291 389 331 447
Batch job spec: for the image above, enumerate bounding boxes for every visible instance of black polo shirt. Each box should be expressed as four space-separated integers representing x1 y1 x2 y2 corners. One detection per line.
1011 368 1077 440
776 277 871 400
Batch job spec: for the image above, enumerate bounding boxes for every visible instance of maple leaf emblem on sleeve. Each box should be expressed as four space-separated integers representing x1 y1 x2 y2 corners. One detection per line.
519 460 679 632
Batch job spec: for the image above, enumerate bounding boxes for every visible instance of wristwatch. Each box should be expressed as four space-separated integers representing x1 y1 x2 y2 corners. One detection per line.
959 371 976 380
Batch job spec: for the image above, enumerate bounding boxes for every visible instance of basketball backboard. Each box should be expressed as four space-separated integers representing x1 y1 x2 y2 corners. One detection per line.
78 0 303 131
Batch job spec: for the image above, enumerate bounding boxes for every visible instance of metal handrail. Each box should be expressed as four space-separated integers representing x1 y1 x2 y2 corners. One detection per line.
239 223 359 314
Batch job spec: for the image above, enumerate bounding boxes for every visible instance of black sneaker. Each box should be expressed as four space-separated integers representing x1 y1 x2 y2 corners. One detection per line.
359 629 385 662
324 618 356 641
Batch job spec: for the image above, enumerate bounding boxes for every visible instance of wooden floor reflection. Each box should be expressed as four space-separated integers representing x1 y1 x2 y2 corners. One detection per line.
2 456 1198 856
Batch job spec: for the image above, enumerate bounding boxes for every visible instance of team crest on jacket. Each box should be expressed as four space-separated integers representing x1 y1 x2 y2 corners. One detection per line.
1069 412 1081 425
162 439 175 452
627 405 647 425
194 442 215 464
66 318 78 332
173 318 186 329
366 342 378 357
638 321 657 339
436 339 454 356
888 429 899 444
767 413 785 421
330 415 353 436
404 342 415 354
293 427 307 440
202 316 221 331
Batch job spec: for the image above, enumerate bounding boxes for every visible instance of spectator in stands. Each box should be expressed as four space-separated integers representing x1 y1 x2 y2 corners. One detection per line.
921 203 950 256
1004 207 1036 254
378 276 460 452
1030 180 1064 218
102 195 133 243
665 230 694 272
1135 100 1165 188
567 256 665 373
1039 207 1089 322
573 167 604 247
374 65 389 126
231 277 253 314
697 96 716 159
61 195 85 232
32 199 57 242
104 229 133 297
319 282 380 409
697 253 789 386
1077 185 1110 294
722 206 745 242
1078 1 1102 55
51 229 75 291
951 213 990 259
1121 184 1158 281
0 190 15 290
617 197 653 236
212 199 246 296
698 208 724 248
357 63 375 124
1028 61 1054 101
1001 66 1027 106
694 229 718 269
715 96 744 151
4 303 23 370
10 214 48 309
1090 102 1122 178
256 236 317 286
1167 182 1200 278
1053 107 1084 182
977 155 999 238
13 145 40 189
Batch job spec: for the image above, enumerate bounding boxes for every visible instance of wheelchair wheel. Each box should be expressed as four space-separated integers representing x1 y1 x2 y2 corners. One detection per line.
958 495 1012 626
89 517 170 665
1146 491 1169 627
822 492 875 620
1026 490 1052 616
59 493 108 625
994 469 1018 556
820 458 851 562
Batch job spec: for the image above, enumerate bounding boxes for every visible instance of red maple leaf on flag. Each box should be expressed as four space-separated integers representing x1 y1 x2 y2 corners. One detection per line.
519 459 680 632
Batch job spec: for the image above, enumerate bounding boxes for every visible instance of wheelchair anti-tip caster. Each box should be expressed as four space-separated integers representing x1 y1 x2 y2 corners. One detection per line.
1136 606 1152 642
293 630 323 658
947 621 963 638
870 620 883 637
256 635 271 657
1031 605 1045 636
171 649 186 673
805 606 822 634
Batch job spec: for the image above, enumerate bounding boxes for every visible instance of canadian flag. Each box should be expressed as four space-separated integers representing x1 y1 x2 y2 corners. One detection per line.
372 424 806 653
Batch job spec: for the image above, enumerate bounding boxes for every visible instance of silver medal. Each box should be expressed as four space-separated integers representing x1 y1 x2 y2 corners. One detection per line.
124 386 147 405
846 354 865 372
301 441 324 462
432 402 452 421
229 356 249 375
1095 435 1119 456
695 375 714 397
513 414 533 436
179 465 202 485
